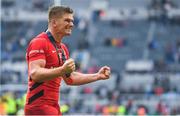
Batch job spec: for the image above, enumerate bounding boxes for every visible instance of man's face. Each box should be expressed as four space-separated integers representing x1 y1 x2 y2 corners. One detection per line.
55 13 74 36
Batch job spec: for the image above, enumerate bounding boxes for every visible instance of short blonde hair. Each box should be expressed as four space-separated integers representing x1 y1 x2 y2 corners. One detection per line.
48 6 73 22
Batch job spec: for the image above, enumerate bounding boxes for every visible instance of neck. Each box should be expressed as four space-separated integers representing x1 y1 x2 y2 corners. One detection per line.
48 28 63 43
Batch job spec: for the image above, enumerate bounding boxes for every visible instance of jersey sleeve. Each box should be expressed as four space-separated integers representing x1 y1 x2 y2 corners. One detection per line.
27 38 46 62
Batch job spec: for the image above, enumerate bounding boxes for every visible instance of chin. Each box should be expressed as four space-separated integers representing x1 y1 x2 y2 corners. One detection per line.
64 33 70 37
66 32 72 36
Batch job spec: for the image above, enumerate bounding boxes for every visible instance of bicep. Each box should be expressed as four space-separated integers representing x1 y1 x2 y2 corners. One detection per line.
62 72 80 85
29 59 46 72
71 72 82 77
68 72 83 81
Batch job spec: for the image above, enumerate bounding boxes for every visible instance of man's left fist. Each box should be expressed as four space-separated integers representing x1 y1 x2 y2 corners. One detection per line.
97 66 111 80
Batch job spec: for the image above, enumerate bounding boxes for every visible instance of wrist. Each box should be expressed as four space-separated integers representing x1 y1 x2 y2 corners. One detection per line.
59 66 72 78
95 73 101 81
65 73 71 78
58 66 66 76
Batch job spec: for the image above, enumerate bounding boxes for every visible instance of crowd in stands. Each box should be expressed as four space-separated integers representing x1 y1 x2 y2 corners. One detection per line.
1 72 180 115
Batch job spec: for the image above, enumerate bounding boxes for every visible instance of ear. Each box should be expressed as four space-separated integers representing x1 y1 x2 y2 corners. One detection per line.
51 19 57 28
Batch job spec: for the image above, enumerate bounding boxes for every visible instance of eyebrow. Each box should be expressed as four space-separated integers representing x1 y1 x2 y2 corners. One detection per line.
65 18 74 22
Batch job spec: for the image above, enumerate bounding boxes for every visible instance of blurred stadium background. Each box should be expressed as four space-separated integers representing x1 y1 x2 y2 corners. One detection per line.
1 0 180 115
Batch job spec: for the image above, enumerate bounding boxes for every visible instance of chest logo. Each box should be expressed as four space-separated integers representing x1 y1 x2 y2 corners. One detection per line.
52 50 56 53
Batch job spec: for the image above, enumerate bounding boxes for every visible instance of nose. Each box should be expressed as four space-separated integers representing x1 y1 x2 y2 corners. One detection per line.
69 21 74 27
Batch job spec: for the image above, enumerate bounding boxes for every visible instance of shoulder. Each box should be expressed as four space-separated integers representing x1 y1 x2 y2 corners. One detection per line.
30 32 48 44
28 32 49 48
27 32 49 52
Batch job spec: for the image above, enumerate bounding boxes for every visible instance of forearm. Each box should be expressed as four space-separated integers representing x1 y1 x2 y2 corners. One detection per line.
67 72 99 85
30 67 65 82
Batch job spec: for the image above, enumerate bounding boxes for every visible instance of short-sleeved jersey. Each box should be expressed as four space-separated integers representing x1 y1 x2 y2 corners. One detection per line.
25 32 69 107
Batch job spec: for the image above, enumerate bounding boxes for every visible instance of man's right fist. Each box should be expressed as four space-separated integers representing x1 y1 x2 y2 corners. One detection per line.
62 58 75 75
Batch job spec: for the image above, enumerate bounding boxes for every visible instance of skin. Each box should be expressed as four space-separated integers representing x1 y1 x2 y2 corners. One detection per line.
29 12 111 85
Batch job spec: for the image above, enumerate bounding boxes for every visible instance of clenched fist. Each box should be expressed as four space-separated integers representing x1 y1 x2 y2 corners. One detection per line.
62 58 75 75
97 66 111 80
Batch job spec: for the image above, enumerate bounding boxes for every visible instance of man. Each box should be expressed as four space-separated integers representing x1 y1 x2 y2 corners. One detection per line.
24 6 111 115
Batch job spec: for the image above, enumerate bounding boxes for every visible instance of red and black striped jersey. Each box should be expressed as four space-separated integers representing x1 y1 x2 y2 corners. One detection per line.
25 32 69 107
